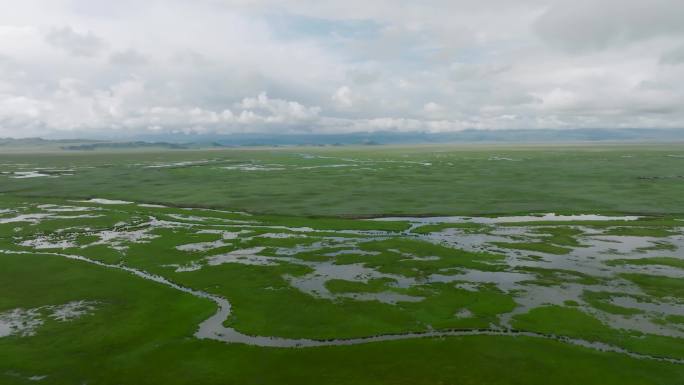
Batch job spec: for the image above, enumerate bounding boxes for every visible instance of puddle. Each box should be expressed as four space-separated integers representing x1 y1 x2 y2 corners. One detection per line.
286 261 416 301
167 213 257 224
177 240 231 252
5 202 684 362
0 308 43 337
164 261 203 272
91 229 159 251
221 164 286 171
205 247 279 267
298 164 356 170
0 213 53 224
37 204 97 212
10 171 54 179
145 160 214 168
489 156 520 161
430 270 534 292
256 232 308 239
455 283 480 292
610 296 684 316
324 249 380 257
4 247 683 364
78 198 133 205
339 291 424 304
372 213 641 224
49 301 99 321
20 238 77 250
0 300 98 338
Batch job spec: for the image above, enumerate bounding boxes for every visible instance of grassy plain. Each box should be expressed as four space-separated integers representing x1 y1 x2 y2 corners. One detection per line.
1 143 684 384
1 143 683 216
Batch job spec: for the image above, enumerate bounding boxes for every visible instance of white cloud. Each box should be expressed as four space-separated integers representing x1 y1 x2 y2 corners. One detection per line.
0 0 683 138
534 0 684 52
44 26 105 57
449 62 511 81
233 92 321 124
109 49 147 67
422 102 444 117
331 86 354 108
661 45 684 65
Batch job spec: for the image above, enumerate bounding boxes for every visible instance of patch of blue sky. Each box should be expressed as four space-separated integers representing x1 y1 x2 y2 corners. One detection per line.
263 13 383 41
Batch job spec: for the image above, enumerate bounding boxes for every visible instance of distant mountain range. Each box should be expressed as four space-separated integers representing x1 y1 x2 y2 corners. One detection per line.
1 128 683 150
0 138 223 151
59 141 222 151
149 128 683 146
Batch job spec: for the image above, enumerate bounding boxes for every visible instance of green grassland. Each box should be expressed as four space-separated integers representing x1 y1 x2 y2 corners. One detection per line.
2 253 680 385
1 143 683 216
1 143 684 384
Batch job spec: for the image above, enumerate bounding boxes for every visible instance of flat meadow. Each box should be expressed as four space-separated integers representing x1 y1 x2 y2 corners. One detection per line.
1 143 684 384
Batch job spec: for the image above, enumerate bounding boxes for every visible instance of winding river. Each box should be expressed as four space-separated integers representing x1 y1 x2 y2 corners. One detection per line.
2 248 683 365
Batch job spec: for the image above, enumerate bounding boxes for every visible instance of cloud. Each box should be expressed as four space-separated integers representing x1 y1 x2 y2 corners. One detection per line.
346 65 381 85
449 62 511 81
0 84 323 136
109 49 147 67
44 26 105 57
422 102 444 118
0 0 683 138
533 0 684 52
331 86 354 108
661 45 684 65
233 92 321 124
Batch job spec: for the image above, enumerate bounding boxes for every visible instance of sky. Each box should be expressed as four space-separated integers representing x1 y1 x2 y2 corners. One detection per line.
1 0 684 138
